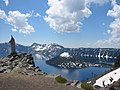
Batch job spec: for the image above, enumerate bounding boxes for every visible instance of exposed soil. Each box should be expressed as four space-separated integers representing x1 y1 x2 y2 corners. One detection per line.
0 72 81 90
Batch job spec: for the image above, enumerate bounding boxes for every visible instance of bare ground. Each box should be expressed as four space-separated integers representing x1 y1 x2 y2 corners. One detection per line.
0 72 81 90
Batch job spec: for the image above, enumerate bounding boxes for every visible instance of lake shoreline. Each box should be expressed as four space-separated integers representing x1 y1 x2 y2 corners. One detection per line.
35 59 110 81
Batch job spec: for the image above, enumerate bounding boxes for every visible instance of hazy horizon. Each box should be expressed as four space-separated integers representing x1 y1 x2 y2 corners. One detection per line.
1 40 120 49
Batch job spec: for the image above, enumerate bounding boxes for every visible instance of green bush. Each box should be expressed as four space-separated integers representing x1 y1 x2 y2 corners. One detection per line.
81 82 95 90
55 76 67 84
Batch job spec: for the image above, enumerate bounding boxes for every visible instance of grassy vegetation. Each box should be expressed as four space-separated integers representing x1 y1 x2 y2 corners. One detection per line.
55 76 67 84
81 82 95 90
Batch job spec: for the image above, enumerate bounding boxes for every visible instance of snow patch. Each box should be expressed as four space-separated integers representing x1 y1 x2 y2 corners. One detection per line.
60 52 71 58
94 68 120 87
35 45 47 51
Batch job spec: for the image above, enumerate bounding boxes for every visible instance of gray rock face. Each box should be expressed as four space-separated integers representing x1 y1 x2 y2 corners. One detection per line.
0 53 46 76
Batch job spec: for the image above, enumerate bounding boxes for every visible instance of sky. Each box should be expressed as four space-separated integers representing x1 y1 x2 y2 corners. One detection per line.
0 0 120 48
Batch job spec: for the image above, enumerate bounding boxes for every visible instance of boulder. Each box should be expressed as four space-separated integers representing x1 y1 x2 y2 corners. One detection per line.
0 67 6 73
65 81 73 86
71 80 79 86
4 69 12 73
9 56 15 61
76 82 81 88
34 67 41 72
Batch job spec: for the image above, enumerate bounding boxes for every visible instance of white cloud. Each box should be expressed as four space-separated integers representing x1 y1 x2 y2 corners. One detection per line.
0 10 35 34
107 29 111 34
44 0 110 33
6 11 35 34
3 0 9 6
29 10 41 17
107 1 120 18
12 28 17 32
85 0 110 6
95 0 120 48
44 0 92 32
34 13 41 17
0 9 6 19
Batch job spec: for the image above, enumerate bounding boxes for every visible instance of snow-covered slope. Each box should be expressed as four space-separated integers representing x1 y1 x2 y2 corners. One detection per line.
94 68 120 87
31 43 64 60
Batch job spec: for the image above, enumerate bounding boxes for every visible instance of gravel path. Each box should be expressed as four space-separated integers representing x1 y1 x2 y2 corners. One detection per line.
0 72 81 90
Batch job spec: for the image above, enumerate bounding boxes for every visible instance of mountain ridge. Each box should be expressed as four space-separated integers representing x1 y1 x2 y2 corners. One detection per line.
0 42 120 61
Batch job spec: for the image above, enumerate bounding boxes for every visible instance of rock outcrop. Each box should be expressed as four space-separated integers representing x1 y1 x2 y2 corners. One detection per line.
9 35 17 56
0 53 46 76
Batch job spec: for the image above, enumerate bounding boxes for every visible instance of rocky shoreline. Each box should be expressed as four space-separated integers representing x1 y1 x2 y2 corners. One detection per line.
0 53 82 89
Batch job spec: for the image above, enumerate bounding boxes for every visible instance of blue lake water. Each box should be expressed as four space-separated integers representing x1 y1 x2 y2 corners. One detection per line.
34 59 110 81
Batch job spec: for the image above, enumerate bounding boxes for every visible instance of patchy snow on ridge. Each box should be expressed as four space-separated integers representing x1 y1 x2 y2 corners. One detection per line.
34 46 42 51
34 45 47 51
60 52 71 58
94 68 120 87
